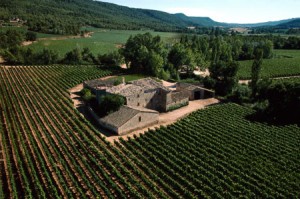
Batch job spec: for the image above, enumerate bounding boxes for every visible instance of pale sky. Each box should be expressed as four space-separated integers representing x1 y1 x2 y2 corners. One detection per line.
99 0 300 23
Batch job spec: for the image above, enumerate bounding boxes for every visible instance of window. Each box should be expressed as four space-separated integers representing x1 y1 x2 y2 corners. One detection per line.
139 116 142 122
137 103 140 106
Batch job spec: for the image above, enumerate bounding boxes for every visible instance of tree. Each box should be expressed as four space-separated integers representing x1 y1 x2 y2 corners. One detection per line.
251 48 264 98
98 94 125 117
210 60 239 96
168 43 186 72
36 49 59 65
25 31 37 41
81 47 95 63
120 33 166 75
63 48 82 64
147 51 164 77
168 43 195 75
98 51 123 67
0 29 23 49
255 81 300 124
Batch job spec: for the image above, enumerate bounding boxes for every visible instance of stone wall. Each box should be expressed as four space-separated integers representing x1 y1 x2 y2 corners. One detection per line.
165 91 189 111
118 112 159 135
145 89 168 112
126 90 146 107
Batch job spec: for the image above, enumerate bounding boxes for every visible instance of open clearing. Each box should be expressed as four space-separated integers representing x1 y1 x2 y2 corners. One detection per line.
26 29 181 56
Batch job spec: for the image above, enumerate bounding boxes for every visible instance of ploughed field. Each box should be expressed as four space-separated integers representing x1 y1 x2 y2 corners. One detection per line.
0 65 300 198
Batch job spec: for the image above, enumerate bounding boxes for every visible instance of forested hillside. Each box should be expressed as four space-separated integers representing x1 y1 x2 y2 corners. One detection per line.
0 0 223 34
276 18 300 29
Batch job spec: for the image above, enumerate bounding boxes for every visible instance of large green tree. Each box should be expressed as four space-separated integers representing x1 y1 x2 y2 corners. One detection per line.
210 60 239 96
121 33 166 76
251 48 264 97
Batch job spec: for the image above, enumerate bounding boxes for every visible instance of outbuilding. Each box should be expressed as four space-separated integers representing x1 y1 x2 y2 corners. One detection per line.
99 106 159 135
176 82 215 100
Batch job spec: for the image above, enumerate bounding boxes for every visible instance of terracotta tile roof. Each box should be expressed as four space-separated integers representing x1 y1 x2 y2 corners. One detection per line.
100 106 158 128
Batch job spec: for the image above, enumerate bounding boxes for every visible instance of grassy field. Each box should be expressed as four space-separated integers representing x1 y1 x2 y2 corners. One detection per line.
27 29 181 57
238 50 300 79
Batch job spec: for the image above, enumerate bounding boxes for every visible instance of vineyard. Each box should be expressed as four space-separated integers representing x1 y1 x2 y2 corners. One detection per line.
0 65 300 198
238 50 300 79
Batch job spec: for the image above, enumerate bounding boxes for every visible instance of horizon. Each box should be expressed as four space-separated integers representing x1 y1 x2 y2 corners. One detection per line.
99 0 300 24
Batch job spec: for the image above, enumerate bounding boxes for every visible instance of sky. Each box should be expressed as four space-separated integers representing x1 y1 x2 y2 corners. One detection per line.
99 0 300 24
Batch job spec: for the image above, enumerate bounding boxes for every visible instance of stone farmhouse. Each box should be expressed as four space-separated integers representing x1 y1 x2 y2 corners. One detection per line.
84 77 214 135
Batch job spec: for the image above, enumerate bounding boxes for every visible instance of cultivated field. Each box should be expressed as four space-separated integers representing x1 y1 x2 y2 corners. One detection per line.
0 65 299 198
27 29 181 56
238 49 300 79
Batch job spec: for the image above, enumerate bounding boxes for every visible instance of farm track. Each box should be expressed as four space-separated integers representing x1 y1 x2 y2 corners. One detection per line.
239 75 300 84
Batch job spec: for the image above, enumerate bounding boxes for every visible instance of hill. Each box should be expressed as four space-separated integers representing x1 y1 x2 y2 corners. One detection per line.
0 0 222 34
174 13 227 27
229 18 296 28
276 18 300 28
0 0 299 34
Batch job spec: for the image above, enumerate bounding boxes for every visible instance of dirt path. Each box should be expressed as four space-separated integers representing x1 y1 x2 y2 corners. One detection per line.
194 69 210 77
239 75 300 84
106 98 219 143
69 84 84 109
0 56 4 64
21 41 37 46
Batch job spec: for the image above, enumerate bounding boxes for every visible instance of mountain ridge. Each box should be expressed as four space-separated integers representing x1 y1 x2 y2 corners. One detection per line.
0 0 298 34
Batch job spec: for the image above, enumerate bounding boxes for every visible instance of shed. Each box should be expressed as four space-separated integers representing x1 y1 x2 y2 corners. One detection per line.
176 82 215 100
99 106 159 135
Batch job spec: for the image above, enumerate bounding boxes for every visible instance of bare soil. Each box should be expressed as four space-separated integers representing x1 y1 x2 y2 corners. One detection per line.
194 69 210 77
0 56 4 64
21 41 36 46
120 64 127 69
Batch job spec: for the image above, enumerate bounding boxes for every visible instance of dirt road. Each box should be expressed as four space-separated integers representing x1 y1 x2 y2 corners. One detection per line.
239 75 300 84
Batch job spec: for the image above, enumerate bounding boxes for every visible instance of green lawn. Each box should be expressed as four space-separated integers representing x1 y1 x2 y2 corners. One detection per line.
27 29 181 57
238 50 300 79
